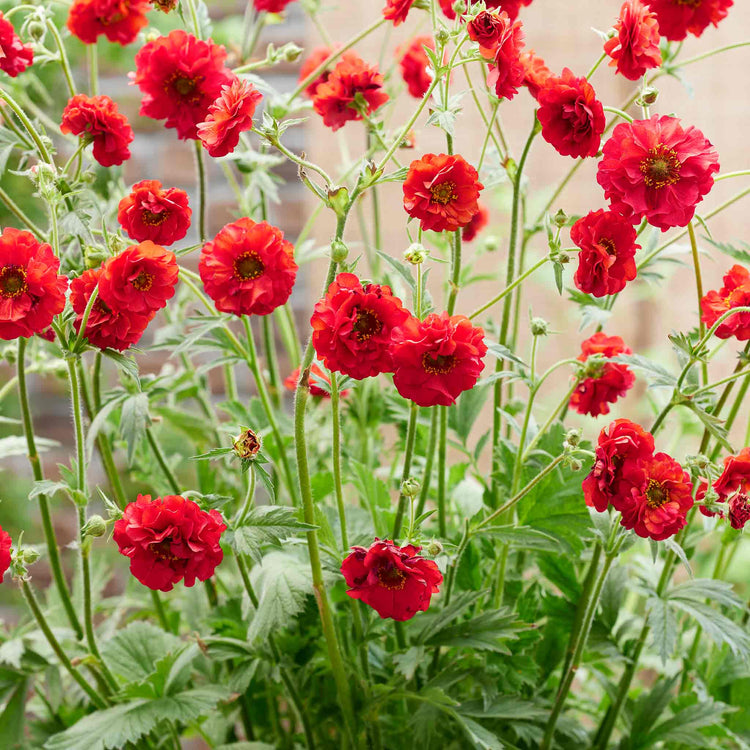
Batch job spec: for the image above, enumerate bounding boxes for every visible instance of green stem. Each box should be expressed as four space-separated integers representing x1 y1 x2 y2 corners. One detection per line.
392 402 420 539
0 89 53 163
0 185 45 237
687 222 708 386
150 590 172 632
677 41 750 67
330 372 349 550
262 315 282 408
193 140 207 243
46 19 77 97
145 428 181 494
469 256 548 321
602 106 634 123
437 406 448 537
87 42 98 96
415 408 438 518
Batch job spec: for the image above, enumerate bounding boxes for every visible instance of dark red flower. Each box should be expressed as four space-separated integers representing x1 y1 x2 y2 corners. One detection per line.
283 364 351 399
484 12 525 101
199 218 297 317
403 153 484 233
582 418 654 513
312 52 388 132
728 494 750 530
298 46 338 98
468 10 511 59
253 0 295 10
696 479 723 518
571 209 639 297
520 50 553 99
597 115 719 231
713 447 750 500
341 539 442 621
197 78 262 158
0 526 10 580
605 1 662 81
67 0 150 46
390 312 487 407
99 241 179 315
397 36 435 99
0 229 67 341
117 180 191 246
569 333 635 417
70 267 152 351
113 494 226 592
383 0 413 26
0 12 33 77
311 273 410 380
462 203 489 242
60 94 134 168
537 68 605 159
132 30 234 140
700 266 750 341
618 452 693 540
646 0 733 41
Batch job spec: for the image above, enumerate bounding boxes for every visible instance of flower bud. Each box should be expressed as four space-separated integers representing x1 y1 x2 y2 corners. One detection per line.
530 317 550 337
152 0 178 11
482 235 500 253
20 547 40 565
435 28 450 46
233 428 262 459
565 428 582 447
330 240 348 263
637 87 659 106
84 244 110 269
401 477 420 498
403 243 427 265
568 458 583 472
145 30 161 43
552 209 568 228
83 515 107 538
685 454 711 472
280 42 303 62
426 539 443 556
27 21 46 42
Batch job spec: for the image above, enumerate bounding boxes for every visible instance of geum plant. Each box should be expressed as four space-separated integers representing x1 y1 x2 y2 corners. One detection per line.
0 0 748 747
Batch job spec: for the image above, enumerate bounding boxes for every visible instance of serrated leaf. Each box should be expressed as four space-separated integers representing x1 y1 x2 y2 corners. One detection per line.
28 480 70 502
100 622 181 684
413 591 482 646
0 435 60 457
474 525 559 552
647 597 678 664
100 349 140 386
484 341 527 368
615 354 676 388
377 251 415 292
422 608 524 653
119 393 151 466
704 237 750 266
225 506 314 564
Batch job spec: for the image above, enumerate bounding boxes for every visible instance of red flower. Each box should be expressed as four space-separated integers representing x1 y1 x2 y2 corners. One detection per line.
70 267 152 351
700 266 750 341
197 78 262 158
397 36 435 99
728 495 750 530
569 333 635 417
0 526 11 581
117 180 191 246
113 494 226 592
132 30 234 140
99 241 179 315
571 209 639 297
597 115 719 231
520 50 553 100
618 452 693 540
403 153 484 233
253 0 295 10
537 69 605 159
283 364 351 399
151 0 178 11
468 10 510 59
0 229 67 341
646 0 732 41
0 12 33 77
383 0 413 26
582 418 654 513
696 480 723 518
462 203 489 242
486 0 533 18
298 46 338 98
713 447 750 499
341 539 442 621
60 94 133 168
67 0 149 46
438 0 457 19
199 218 297 317
605 1 662 81
485 12 525 101
311 273 410 380
312 52 388 132
390 313 487 407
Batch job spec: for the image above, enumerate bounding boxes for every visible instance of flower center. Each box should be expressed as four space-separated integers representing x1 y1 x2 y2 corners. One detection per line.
149 538 179 563
165 73 204 104
430 180 457 205
422 352 456 375
376 564 407 590
352 308 383 341
599 238 617 256
0 265 28 298
640 146 682 190
233 252 265 280
141 209 169 226
645 479 669 509
674 0 701 7
132 270 154 292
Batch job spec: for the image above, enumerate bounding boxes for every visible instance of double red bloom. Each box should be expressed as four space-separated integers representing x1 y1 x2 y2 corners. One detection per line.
0 526 11 580
113 494 226 592
646 0 733 41
199 218 297 317
0 12 33 77
383 0 414 26
67 0 150 46
569 333 635 417
298 46 338 98
117 180 191 245
484 12 526 101
0 229 67 341
520 50 553 100
462 203 489 242
701 448 750 530
60 94 134 168
312 52 388 131
537 69 605 159
391 313 487 407
403 153 484 233
604 0 662 81
132 30 234 140
700 265 750 341
253 0 295 11
397 36 435 99
311 273 410 380
597 115 719 231
341 539 442 621
571 209 639 297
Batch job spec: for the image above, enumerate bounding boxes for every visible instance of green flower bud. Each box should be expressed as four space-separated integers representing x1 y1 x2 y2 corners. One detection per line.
83 515 107 538
482 235 500 253
553 209 568 228
233 428 262 460
27 21 46 42
637 87 659 106
426 539 443 556
565 428 582 447
530 317 550 337
330 240 349 263
281 42 303 62
401 477 420 498
403 243 427 265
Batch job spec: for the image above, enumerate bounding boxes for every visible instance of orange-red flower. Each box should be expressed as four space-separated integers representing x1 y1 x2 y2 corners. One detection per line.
390 312 487 407
67 0 150 46
132 30 234 140
197 78 262 158
700 266 750 341
117 180 191 246
0 526 11 581
484 12 526 101
646 0 732 41
383 0 414 25
713 447 750 500
468 10 512 59
113 494 226 592
298 46 338 98
341 539 442 621
537 68 605 159
487 0 533 18
99 241 179 315
253 0 295 10
397 36 435 99
199 218 297 317
0 12 33 77
597 115 719 231
0 229 67 341
571 209 639 297
312 52 388 131
403 153 484 233
60 94 134 168
284 364 350 399
462 203 489 242
311 273 410 380
604 0 662 81
520 50 553 99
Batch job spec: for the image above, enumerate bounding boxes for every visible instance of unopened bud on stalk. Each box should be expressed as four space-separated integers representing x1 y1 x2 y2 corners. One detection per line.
145 30 161 43
530 317 550 336
84 245 109 269
401 477 420 497
435 28 450 46
553 209 568 228
482 235 500 253
568 458 583 472
564 428 582 448
83 515 107 538
280 42 303 62
637 87 659 106
404 243 427 265
426 539 443 556
330 240 349 263
27 21 46 42
233 428 262 459
152 0 178 11
685 454 710 471
20 547 40 565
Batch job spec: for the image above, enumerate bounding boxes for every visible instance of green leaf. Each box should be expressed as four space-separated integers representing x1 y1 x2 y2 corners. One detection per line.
422 608 524 653
615 354 676 388
474 525 559 552
100 349 140 386
100 622 182 684
377 251 415 292
704 237 750 266
628 674 680 743
0 677 28 746
647 597 678 664
28 480 70 503
484 341 527 368
642 698 734 748
226 506 314 564
0 435 60 457
119 393 151 466
452 714 504 750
